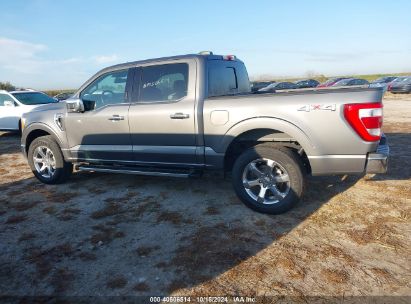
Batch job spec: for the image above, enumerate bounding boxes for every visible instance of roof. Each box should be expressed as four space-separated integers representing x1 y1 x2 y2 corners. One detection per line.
99 53 241 74
10 89 39 94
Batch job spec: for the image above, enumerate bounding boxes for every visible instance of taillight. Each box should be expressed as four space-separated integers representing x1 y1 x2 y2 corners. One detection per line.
223 55 236 61
344 102 383 141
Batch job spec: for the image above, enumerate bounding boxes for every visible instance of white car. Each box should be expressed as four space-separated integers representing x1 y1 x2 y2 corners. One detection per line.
0 90 58 131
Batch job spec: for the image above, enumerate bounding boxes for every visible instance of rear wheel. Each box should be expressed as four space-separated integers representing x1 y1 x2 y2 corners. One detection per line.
28 135 73 184
232 145 305 214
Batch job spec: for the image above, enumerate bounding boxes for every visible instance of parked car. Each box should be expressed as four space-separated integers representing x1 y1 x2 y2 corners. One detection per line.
294 79 319 89
259 82 297 92
388 76 411 94
0 90 58 132
54 91 75 101
332 78 369 87
21 52 388 215
317 77 349 88
370 76 398 92
251 81 273 92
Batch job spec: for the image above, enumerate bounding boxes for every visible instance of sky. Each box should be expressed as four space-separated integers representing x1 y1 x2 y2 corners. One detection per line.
0 0 410 89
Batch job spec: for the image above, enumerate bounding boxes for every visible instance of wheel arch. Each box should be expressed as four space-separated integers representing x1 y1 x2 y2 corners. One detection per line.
22 123 66 158
221 118 314 173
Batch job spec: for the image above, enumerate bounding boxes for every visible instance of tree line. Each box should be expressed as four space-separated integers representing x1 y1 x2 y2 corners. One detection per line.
0 82 16 91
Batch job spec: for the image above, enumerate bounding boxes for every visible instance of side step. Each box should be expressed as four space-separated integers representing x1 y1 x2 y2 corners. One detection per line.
76 164 201 178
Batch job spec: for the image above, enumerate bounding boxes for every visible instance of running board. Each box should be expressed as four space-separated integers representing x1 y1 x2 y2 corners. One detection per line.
77 164 200 178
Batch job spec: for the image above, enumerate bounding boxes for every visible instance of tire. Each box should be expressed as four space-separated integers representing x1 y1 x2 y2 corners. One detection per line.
27 135 73 184
232 145 305 214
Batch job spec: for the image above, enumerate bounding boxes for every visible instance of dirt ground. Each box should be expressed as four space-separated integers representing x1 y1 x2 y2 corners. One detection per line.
0 94 410 301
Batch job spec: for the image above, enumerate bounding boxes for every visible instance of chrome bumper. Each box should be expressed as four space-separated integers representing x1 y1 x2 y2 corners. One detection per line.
365 135 389 174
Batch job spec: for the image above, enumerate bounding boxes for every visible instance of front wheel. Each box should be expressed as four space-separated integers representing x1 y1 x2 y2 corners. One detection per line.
28 135 73 184
232 145 305 214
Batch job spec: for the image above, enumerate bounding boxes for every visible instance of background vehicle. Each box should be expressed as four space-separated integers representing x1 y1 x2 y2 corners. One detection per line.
388 76 411 93
0 90 57 131
250 81 273 92
259 81 297 92
370 76 397 92
21 53 389 215
332 78 369 87
294 79 319 89
317 77 348 88
54 91 75 101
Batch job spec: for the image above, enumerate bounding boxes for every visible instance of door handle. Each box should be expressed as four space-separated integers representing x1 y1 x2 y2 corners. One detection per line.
108 115 125 121
170 113 190 119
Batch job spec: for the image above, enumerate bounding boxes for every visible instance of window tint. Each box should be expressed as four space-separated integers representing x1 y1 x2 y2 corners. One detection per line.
208 61 250 97
80 69 129 110
208 66 237 97
0 94 11 106
140 63 188 102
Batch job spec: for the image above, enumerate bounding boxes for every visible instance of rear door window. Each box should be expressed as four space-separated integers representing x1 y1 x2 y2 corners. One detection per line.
139 63 189 102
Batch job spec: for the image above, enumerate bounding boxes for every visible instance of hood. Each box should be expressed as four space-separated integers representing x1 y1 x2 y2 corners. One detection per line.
27 101 67 113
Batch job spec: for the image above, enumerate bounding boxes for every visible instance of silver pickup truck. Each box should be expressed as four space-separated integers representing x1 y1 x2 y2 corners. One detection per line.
21 52 389 214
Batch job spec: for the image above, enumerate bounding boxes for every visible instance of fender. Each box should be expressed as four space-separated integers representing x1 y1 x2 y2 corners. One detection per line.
218 117 316 155
21 122 68 158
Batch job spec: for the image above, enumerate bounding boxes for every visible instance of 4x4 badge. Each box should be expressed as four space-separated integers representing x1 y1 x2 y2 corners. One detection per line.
298 104 336 112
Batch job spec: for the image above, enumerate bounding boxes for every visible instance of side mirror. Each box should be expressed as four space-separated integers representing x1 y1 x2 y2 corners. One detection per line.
4 100 14 107
66 98 84 113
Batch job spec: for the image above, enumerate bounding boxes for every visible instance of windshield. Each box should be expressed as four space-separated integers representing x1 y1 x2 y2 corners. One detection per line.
323 78 344 85
334 79 351 85
12 92 57 105
372 77 396 83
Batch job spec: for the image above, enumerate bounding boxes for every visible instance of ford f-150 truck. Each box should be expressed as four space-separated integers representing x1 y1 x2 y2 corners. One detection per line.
20 52 389 214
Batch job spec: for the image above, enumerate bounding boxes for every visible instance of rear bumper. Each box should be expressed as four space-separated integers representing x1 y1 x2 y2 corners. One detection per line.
365 135 389 174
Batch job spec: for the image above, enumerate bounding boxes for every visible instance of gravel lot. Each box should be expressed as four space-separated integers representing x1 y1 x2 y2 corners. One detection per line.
0 94 410 299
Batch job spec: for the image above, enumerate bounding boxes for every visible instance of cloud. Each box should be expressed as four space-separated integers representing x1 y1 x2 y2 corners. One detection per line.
93 54 119 64
0 37 48 73
0 37 47 61
0 37 122 89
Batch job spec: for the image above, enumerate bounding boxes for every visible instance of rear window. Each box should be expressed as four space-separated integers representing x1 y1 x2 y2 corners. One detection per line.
208 61 250 97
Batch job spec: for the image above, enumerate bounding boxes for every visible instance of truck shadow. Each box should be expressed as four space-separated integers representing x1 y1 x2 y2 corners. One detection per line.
0 168 360 295
369 132 411 181
0 132 21 156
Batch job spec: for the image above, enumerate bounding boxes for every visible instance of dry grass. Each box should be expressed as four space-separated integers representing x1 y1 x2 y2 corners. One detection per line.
136 245 160 257
50 267 75 293
90 224 125 245
90 202 124 219
77 251 97 261
25 243 74 278
156 211 193 225
18 232 36 242
321 268 350 284
134 282 150 292
5 214 27 224
106 276 128 289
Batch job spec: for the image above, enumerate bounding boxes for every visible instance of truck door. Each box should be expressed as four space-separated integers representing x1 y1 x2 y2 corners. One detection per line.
128 60 198 165
64 68 134 161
